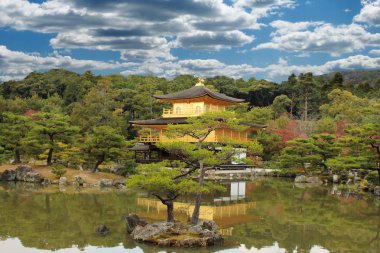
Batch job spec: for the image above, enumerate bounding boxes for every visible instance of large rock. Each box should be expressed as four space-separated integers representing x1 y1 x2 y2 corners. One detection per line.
42 178 51 185
15 165 33 181
24 171 43 183
333 174 339 183
131 221 177 241
59 177 67 185
200 220 218 232
126 213 147 233
0 170 16 181
1 166 42 183
295 175 307 183
295 175 323 184
112 178 126 189
306 176 323 184
126 214 223 247
189 220 219 233
99 179 113 187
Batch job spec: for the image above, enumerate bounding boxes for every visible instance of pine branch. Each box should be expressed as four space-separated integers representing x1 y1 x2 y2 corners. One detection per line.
152 193 166 204
173 167 198 180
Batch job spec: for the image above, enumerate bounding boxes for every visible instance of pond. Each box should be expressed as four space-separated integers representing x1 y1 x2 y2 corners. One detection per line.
0 178 379 253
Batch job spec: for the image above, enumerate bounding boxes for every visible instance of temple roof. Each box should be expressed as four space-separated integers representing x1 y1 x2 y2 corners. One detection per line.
129 143 154 151
153 85 244 103
130 117 266 129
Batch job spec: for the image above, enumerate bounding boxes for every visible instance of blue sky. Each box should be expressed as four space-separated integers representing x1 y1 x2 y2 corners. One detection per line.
0 0 379 82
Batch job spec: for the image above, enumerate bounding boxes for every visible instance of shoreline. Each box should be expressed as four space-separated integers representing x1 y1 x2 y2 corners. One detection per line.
0 164 126 189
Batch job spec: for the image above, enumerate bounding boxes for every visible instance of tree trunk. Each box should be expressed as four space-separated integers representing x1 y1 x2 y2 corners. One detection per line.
190 160 205 225
166 201 174 222
47 134 55 166
92 160 103 173
47 148 54 166
302 163 308 175
152 193 177 222
13 149 21 164
304 94 308 122
372 142 380 185
290 99 294 119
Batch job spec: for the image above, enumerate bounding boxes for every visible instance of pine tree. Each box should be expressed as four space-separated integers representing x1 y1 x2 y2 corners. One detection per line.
0 112 32 163
158 111 263 224
126 162 224 222
28 112 80 166
84 125 126 173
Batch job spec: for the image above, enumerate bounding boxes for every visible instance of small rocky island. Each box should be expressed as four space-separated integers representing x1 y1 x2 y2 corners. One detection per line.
126 214 223 247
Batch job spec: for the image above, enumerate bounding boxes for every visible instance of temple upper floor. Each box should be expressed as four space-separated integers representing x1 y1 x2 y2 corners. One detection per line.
162 101 226 118
154 78 244 118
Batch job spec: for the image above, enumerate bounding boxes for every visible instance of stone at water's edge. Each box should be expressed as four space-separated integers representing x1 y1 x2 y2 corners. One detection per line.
0 165 42 183
125 214 223 247
0 170 16 181
96 224 110 236
15 165 33 181
294 175 307 183
59 177 67 185
306 176 323 184
126 213 148 233
112 178 126 189
24 171 42 183
99 179 113 187
295 175 323 184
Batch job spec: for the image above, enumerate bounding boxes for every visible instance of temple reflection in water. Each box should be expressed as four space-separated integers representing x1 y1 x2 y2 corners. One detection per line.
136 181 257 236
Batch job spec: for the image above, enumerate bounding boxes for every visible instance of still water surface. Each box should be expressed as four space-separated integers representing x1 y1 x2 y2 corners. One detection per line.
0 178 379 253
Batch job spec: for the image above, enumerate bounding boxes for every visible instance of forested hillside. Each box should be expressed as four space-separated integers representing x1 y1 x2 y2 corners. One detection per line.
318 69 380 88
0 69 379 182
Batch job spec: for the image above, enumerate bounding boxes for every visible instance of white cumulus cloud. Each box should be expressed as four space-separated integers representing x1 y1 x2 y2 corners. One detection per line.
253 21 380 56
0 0 266 58
0 45 134 81
354 0 380 26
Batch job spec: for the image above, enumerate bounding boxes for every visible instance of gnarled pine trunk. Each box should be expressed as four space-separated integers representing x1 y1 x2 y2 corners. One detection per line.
190 160 205 225
47 148 54 166
153 193 177 222
165 201 174 222
92 159 103 173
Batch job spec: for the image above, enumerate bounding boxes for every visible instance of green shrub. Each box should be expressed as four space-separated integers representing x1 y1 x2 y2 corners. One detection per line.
339 174 348 183
276 169 297 178
365 171 379 186
100 168 113 173
115 160 137 177
51 164 67 179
